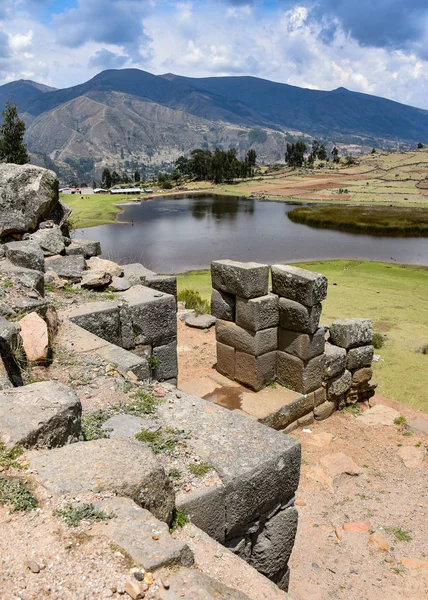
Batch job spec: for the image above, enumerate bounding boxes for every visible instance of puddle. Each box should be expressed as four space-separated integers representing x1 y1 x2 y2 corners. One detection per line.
203 386 244 410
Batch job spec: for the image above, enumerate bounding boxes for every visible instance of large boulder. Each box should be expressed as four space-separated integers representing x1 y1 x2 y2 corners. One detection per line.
0 164 60 237
5 240 45 272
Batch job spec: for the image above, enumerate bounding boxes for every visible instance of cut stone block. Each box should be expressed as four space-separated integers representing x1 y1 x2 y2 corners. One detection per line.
93 497 193 570
66 301 122 346
122 263 154 285
29 438 175 522
156 568 252 600
19 311 49 364
263 392 314 430
45 255 85 282
276 352 325 394
351 367 373 386
327 369 352 398
277 327 325 361
65 238 101 258
153 341 178 381
30 227 65 256
236 294 279 332
250 507 298 579
211 289 235 321
279 298 322 334
80 269 111 288
329 319 373 349
216 342 235 379
211 260 269 299
0 381 81 449
216 320 277 357
314 386 326 407
177 480 226 543
271 265 328 307
87 256 123 277
96 342 150 380
324 342 347 379
5 241 45 272
347 345 374 370
298 412 314 426
146 274 177 299
109 276 131 292
235 351 276 391
314 401 336 421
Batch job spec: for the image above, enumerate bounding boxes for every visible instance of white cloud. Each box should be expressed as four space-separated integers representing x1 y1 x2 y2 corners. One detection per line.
9 30 33 52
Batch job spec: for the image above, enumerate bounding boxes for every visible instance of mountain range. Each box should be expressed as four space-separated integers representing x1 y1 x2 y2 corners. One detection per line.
1 68 427 180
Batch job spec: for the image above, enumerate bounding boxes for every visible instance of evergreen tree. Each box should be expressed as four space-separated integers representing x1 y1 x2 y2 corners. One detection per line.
134 170 141 182
318 144 328 161
111 171 120 186
101 168 112 188
285 140 306 167
0 101 29 165
245 149 257 177
332 146 340 163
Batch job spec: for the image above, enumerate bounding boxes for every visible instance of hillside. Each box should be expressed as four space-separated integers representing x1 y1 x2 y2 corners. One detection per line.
1 68 428 179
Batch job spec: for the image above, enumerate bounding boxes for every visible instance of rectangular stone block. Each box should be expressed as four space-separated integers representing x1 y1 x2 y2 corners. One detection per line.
211 259 269 299
276 352 325 394
216 342 235 379
314 386 326 407
277 327 325 361
351 367 373 386
152 341 178 381
329 319 373 349
327 369 352 399
314 401 336 421
211 289 235 321
235 351 276 391
67 301 122 346
279 297 322 334
272 265 328 307
177 481 226 543
216 320 277 357
97 343 150 381
146 275 177 300
346 345 374 370
324 342 347 378
264 392 314 429
236 294 279 332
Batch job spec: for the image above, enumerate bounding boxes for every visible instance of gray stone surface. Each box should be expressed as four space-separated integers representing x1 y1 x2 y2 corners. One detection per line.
271 265 328 307
80 269 112 288
0 261 44 295
298 411 314 426
351 367 373 385
276 352 325 394
156 568 252 600
236 294 279 332
250 507 298 579
30 227 65 256
279 298 322 334
216 342 235 379
101 414 149 440
263 392 314 430
277 327 325 361
45 255 86 282
153 341 178 381
0 381 81 449
185 314 216 329
146 274 177 299
210 289 235 321
314 401 336 421
67 301 122 346
29 438 175 522
0 316 22 386
0 301 15 318
122 263 154 285
314 386 326 407
94 497 193 570
327 369 352 398
0 164 59 237
0 356 13 390
346 345 374 370
216 320 277 357
96 341 151 380
109 276 131 292
211 260 269 299
324 342 347 378
235 351 276 391
329 318 373 349
158 392 301 537
5 241 45 272
177 481 226 543
65 238 101 258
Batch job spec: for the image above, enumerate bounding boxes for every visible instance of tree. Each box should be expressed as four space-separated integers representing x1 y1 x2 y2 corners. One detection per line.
318 144 328 161
175 155 190 176
0 101 29 165
134 170 141 182
111 171 120 186
101 168 112 188
245 149 257 177
332 146 339 163
285 140 306 167
371 148 377 154
417 142 424 149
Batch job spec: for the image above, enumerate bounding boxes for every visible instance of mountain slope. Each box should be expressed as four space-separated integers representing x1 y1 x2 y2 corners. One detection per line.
0 80 55 114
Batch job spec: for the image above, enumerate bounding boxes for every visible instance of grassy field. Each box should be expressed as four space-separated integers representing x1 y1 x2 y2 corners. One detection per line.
61 193 137 228
288 205 428 236
177 261 428 412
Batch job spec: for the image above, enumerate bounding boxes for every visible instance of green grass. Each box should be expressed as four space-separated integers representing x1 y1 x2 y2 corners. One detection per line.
135 427 182 454
385 526 412 542
170 508 189 532
60 193 139 229
54 503 114 527
177 289 210 315
288 206 428 236
188 462 213 477
177 261 428 412
0 477 37 512
0 444 24 470
81 410 111 441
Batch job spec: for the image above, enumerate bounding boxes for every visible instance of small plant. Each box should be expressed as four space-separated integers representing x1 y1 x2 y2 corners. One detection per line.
394 416 407 427
341 402 361 416
168 468 182 482
0 444 24 470
0 477 37 512
170 508 189 532
417 343 428 355
177 289 209 316
189 462 212 477
2 279 13 289
81 410 112 441
119 389 159 416
372 332 385 349
54 503 114 527
385 526 412 542
149 355 160 371
135 427 182 454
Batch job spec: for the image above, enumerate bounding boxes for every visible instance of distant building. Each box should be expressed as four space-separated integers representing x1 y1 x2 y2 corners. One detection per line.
110 188 143 195
94 188 109 194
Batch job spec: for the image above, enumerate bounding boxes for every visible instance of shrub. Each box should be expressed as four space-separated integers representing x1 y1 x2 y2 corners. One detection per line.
54 503 114 527
0 477 37 512
177 289 209 316
189 462 213 477
372 333 384 349
170 508 189 532
417 343 428 355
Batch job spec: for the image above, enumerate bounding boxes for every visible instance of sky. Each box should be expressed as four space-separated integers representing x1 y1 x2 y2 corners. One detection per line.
1 0 428 109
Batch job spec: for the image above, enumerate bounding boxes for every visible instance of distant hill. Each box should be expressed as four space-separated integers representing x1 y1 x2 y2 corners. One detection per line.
0 68 427 180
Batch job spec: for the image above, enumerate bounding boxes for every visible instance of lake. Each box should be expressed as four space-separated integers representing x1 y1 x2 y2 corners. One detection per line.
76 195 428 273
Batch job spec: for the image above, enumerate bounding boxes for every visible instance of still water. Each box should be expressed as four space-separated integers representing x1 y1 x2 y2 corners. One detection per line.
77 195 427 273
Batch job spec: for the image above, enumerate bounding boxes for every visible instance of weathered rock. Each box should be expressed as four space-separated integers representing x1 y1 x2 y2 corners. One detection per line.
0 381 81 449
324 342 347 378
0 356 13 390
185 314 216 329
320 452 362 488
87 256 123 277
346 345 374 370
236 294 279 333
211 260 269 299
145 275 177 299
0 316 22 386
19 312 49 364
278 298 322 334
80 269 112 288
216 342 235 379
396 446 424 469
122 263 153 285
369 531 390 552
152 341 178 381
327 370 352 398
343 522 370 533
271 265 328 307
0 164 59 237
0 301 15 318
351 367 373 386
177 481 226 543
29 438 175 522
210 289 235 321
156 568 252 600
407 416 428 436
109 276 131 292
329 319 373 349
401 558 428 569
44 269 66 289
65 238 101 258
66 301 122 346
357 404 400 427
314 401 336 421
5 240 45 273
276 352 325 394
45 255 86 282
235 351 276 391
298 412 314 426
96 341 151 380
277 327 325 361
216 320 277 357
30 227 65 256
314 386 326 407
101 414 149 440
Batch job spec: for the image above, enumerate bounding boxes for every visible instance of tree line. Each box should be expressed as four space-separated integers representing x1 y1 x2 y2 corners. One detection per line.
175 148 257 183
284 139 339 167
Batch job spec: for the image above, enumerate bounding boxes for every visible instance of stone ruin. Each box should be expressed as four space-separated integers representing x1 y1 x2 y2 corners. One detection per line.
211 259 377 429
